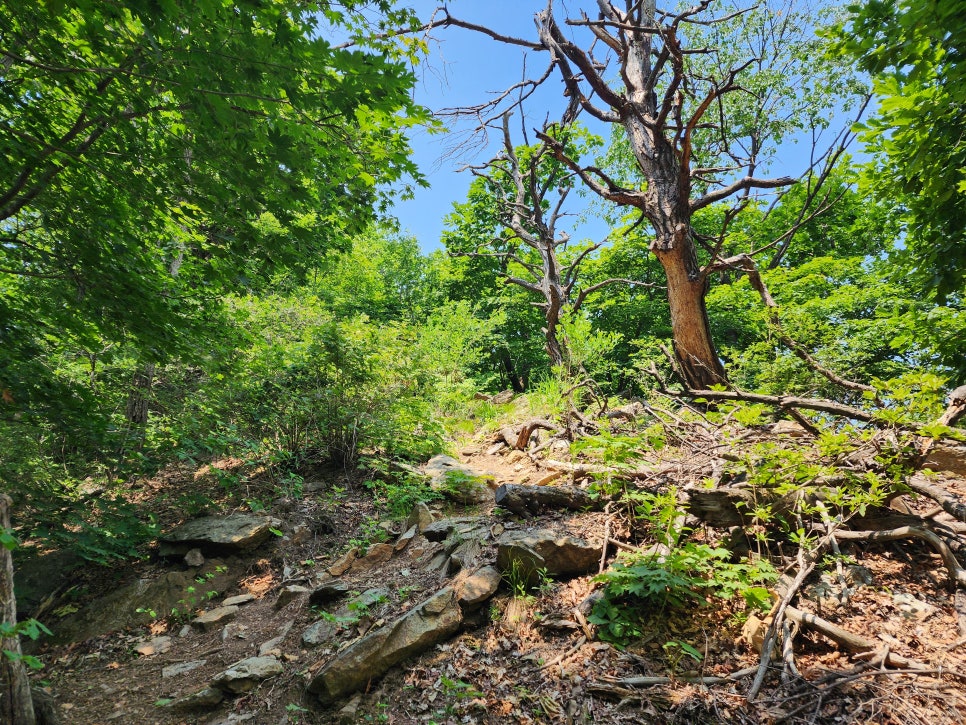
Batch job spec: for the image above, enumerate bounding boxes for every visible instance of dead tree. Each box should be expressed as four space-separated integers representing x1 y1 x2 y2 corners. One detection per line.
428 1 859 389
457 113 659 368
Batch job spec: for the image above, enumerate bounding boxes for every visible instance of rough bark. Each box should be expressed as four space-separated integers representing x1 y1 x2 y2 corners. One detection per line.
0 495 36 725
124 362 155 426
494 483 604 517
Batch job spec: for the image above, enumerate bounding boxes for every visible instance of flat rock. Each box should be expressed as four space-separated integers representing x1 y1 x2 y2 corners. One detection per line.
167 686 224 711
447 538 482 574
162 659 206 678
302 620 338 646
308 587 463 703
497 529 601 586
258 621 294 656
191 605 239 632
893 592 938 621
222 593 255 607
424 455 495 505
135 635 172 656
405 503 437 532
51 568 228 644
350 587 391 612
211 655 283 694
458 566 502 609
421 517 486 542
395 525 418 551
159 514 272 556
309 580 349 606
275 584 311 609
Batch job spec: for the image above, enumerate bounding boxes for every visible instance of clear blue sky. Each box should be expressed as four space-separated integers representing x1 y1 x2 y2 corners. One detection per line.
391 1 579 252
390 1 853 253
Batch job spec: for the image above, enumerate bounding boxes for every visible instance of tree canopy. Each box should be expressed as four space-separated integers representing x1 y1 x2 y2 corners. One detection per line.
0 0 428 356
840 0 966 301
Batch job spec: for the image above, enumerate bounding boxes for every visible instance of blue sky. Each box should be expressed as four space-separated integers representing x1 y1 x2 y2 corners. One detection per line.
389 1 855 253
390 1 575 252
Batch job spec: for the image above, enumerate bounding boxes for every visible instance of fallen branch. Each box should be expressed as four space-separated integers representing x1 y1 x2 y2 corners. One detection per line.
493 483 604 517
748 529 836 701
904 475 966 524
539 634 586 670
784 605 929 670
833 526 966 587
541 459 654 479
595 665 759 688
685 388 874 423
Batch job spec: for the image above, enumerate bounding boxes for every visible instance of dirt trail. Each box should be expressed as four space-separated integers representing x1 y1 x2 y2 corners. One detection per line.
25 437 966 724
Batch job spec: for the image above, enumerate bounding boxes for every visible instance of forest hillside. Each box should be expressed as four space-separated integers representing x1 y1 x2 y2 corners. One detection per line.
1 1 965 724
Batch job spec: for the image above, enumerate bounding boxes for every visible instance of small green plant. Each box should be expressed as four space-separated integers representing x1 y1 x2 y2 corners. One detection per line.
361 465 442 519
285 702 310 722
0 618 51 670
663 639 703 671
589 486 776 645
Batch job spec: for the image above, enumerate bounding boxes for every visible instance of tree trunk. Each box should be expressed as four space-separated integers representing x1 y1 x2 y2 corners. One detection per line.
656 241 726 389
124 362 155 426
0 495 36 725
619 7 727 391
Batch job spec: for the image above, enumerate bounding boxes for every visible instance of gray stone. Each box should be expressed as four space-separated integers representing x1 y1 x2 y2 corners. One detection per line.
220 622 249 641
350 587 391 612
206 713 256 725
167 686 224 711
258 622 294 655
159 514 272 556
191 605 239 632
14 549 82 620
162 659 207 678
51 570 231 644
395 525 418 551
275 585 311 609
302 620 338 646
497 529 602 585
307 588 463 703
222 593 255 607
135 635 172 656
338 695 363 725
458 566 502 609
303 479 326 493
211 655 283 694
424 455 494 505
893 592 938 621
405 502 437 532
309 580 349 606
491 389 515 405
447 538 482 574
421 517 486 542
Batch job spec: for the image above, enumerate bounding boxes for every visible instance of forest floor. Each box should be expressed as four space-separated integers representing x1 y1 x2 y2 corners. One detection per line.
21 401 966 725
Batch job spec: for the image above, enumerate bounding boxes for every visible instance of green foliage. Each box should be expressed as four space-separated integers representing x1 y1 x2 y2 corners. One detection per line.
0 616 51 670
590 540 776 645
362 463 442 519
588 484 777 646
706 254 963 396
838 0 966 302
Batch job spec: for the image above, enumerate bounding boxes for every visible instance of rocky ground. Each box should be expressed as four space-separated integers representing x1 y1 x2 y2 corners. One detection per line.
19 410 966 725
